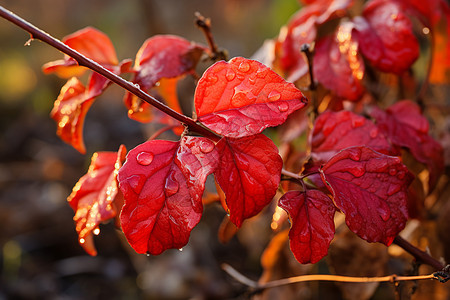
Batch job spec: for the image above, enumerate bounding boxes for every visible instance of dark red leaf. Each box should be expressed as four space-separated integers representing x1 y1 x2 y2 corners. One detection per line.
68 145 127 256
320 146 413 245
278 0 353 82
353 0 419 74
369 100 444 191
195 57 307 138
278 190 336 264
311 110 394 162
214 134 283 227
118 137 218 255
313 21 365 101
50 77 93 154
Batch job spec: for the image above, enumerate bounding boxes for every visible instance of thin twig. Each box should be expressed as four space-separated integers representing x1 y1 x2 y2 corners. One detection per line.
0 5 221 142
222 263 443 293
393 236 445 271
195 12 228 61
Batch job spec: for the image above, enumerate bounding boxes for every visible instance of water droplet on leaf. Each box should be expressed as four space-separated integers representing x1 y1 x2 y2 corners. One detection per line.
277 102 289 112
377 206 391 222
238 61 250 72
137 152 154 166
348 148 362 161
268 90 281 101
256 68 267 78
178 248 183 252
369 128 378 138
389 168 397 176
199 139 214 154
207 74 218 84
225 69 236 81
164 172 179 197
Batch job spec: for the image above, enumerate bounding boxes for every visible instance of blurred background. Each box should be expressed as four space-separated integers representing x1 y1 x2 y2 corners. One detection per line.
0 0 301 299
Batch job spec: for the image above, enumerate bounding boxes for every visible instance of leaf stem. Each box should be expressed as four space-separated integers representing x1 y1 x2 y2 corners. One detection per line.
0 5 222 142
222 263 442 294
393 236 445 271
301 43 318 118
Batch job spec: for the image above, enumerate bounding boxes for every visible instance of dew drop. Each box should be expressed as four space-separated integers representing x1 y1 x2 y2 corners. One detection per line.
351 117 365 128
388 168 397 176
178 248 183 252
79 238 85 244
369 128 379 138
134 83 141 89
256 68 267 78
137 151 154 166
348 148 362 161
199 139 214 154
238 61 251 72
248 76 256 84
348 165 365 177
231 92 247 107
225 69 236 81
207 74 218 84
397 171 405 179
377 206 391 222
128 175 141 190
146 253 150 257
164 172 179 197
277 102 289 112
387 184 401 196
93 227 100 236
268 90 281 101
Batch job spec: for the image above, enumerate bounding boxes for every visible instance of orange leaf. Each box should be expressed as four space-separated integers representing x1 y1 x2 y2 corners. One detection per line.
68 145 127 256
50 77 93 154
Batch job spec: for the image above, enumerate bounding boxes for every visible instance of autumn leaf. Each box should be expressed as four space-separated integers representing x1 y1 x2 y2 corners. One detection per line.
278 0 353 82
311 110 394 162
313 21 365 101
214 134 283 227
68 145 127 256
50 77 93 154
320 146 413 245
42 27 128 78
118 137 218 255
278 190 336 264
125 35 206 122
369 100 444 191
195 57 307 138
353 0 419 74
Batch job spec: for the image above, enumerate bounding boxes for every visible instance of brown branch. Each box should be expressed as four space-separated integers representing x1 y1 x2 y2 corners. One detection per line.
195 12 228 61
0 5 221 142
222 263 443 293
393 236 445 271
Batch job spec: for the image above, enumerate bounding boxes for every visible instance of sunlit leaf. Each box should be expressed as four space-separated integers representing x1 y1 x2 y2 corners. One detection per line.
68 145 127 256
214 134 283 227
118 137 218 255
195 57 307 138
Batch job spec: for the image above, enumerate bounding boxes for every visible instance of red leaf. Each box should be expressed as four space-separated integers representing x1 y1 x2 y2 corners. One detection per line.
313 21 365 101
278 0 353 82
118 137 218 255
320 146 413 245
68 145 127 256
278 190 336 264
50 77 93 154
42 27 121 77
353 0 419 74
214 134 283 227
133 35 205 90
311 110 394 162
125 35 204 123
369 100 444 191
195 57 307 138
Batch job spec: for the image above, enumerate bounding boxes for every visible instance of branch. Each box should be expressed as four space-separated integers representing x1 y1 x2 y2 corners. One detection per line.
0 5 221 142
222 263 447 294
195 12 228 61
393 236 445 271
